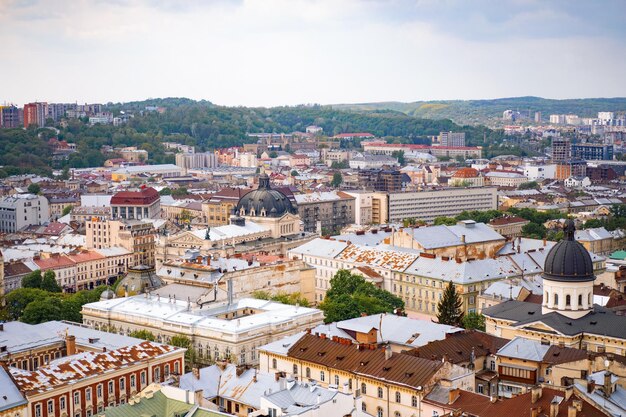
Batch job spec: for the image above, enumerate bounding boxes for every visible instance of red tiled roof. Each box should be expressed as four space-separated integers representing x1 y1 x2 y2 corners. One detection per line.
408 330 508 364
110 187 159 206
34 255 76 270
489 216 529 226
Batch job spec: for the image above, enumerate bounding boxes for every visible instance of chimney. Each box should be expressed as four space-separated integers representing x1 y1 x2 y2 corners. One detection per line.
0 323 3 331
385 344 392 360
448 388 460 404
572 399 582 412
461 234 466 244
550 399 560 417
564 386 573 400
192 367 200 380
531 407 541 417
490 395 497 404
66 334 76 356
194 389 203 405
543 238 547 247
587 379 595 393
568 405 577 417
227 278 234 307
531 386 542 404
604 371 612 396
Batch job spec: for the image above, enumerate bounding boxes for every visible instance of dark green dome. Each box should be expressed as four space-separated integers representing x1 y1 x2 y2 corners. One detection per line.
543 219 595 282
235 173 296 218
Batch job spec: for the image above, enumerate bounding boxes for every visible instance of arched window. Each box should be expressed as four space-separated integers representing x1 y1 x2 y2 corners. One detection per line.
320 371 325 382
272 358 277 369
377 407 383 417
334 375 340 385
362 403 367 412
412 395 418 407
361 383 367 395
395 412 401 417
378 387 384 398
395 391 401 403
293 364 298 375
566 294 571 306
578 294 583 306
554 293 559 306
306 367 311 378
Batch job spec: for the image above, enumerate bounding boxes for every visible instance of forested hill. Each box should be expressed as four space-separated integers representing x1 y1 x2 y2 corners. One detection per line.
332 96 626 126
0 99 507 177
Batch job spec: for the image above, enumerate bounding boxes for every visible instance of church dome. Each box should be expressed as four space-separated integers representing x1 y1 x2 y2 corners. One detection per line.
543 219 594 282
235 173 296 218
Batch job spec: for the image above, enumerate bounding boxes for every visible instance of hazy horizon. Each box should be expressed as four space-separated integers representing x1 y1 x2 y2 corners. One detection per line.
2 0 625 107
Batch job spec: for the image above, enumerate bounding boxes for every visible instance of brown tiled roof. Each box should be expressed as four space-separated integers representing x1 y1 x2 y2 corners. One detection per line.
489 216 529 226
426 386 606 417
111 187 159 205
407 330 508 364
3 261 33 277
524 294 544 304
288 334 442 388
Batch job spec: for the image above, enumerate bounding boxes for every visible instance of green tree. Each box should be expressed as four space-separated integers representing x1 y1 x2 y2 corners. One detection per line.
41 270 62 293
170 334 196 371
461 312 485 331
391 150 406 165
252 290 310 307
583 219 604 229
320 270 404 324
5 288 49 320
62 205 73 216
27 183 41 194
60 166 70 180
518 181 539 190
331 172 343 188
130 329 156 341
159 187 172 196
434 216 457 226
436 281 464 327
269 151 278 158
22 270 43 289
521 222 547 239
172 187 188 197
330 160 349 169
291 170 299 177
21 297 62 324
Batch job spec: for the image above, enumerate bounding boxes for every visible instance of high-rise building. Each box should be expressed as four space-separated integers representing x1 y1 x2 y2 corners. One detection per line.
551 138 571 162
571 144 613 161
23 102 48 127
0 105 20 128
534 112 542 123
438 131 466 147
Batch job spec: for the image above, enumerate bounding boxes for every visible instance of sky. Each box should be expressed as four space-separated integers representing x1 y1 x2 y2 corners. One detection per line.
1 0 625 107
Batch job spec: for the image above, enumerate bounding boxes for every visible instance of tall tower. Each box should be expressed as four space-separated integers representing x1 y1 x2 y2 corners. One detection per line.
542 219 595 319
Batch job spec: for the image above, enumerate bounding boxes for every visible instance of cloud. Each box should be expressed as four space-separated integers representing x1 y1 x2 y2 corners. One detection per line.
0 0 624 106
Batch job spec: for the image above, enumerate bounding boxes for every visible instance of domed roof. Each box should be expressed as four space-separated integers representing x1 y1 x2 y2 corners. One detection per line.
100 288 116 301
116 265 164 297
543 219 595 282
235 173 297 218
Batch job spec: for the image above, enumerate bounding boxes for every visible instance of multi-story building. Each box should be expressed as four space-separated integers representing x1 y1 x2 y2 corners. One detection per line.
551 138 570 162
23 102 48 128
523 164 556 181
487 216 529 238
386 187 498 224
86 218 155 267
118 147 148 162
0 104 20 128
363 142 482 159
295 191 355 233
571 144 613 161
110 187 161 220
259 332 473 417
344 191 373 225
371 192 388 224
438 131 466 147
9 339 183 417
82 297 324 366
0 194 50 232
202 188 249 226
111 164 184 181
175 152 218 172
358 169 405 192
484 171 529 188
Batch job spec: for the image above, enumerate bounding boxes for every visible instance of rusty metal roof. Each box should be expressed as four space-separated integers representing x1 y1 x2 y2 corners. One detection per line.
288 334 442 389
10 341 182 394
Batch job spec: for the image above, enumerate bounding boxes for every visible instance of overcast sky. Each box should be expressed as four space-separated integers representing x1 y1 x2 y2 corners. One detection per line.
1 0 625 107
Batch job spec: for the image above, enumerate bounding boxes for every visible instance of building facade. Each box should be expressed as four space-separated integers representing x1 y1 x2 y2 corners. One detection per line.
0 194 50 232
295 191 355 233
110 187 161 220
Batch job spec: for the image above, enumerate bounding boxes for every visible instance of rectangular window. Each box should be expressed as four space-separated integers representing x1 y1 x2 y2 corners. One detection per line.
74 392 80 405
86 387 92 401
108 381 114 394
35 405 42 417
60 397 66 410
47 400 54 414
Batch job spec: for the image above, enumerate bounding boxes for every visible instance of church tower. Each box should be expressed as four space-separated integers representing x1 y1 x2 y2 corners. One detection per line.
542 219 595 319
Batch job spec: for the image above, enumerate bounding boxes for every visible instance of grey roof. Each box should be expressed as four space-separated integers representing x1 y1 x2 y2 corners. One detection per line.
408 221 505 249
497 337 550 361
332 230 392 247
405 255 521 285
543 220 594 282
0 366 26 412
179 365 222 399
0 321 142 358
264 382 337 414
289 238 348 258
483 300 626 339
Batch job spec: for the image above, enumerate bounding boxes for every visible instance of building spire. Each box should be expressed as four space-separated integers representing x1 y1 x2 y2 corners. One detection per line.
564 218 576 241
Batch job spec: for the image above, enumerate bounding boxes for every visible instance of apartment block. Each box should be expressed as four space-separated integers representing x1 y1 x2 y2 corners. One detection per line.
0 194 50 232
387 187 498 224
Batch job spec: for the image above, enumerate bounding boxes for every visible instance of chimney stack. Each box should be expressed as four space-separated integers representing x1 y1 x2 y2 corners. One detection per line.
550 400 560 417
385 344 392 360
604 371 612 397
192 367 200 380
66 334 76 356
530 407 541 417
531 386 542 404
448 388 460 404
568 405 577 417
